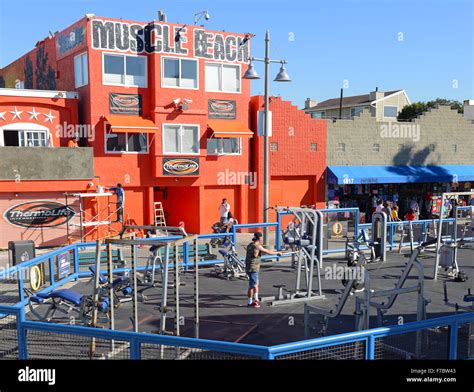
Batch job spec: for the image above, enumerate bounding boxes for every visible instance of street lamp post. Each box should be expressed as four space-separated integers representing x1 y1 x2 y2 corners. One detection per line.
243 30 291 245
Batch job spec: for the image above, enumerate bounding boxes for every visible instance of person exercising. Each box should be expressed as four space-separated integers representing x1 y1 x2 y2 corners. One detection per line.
245 232 282 308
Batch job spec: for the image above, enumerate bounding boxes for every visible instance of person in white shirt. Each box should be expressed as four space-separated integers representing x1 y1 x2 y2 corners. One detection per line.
375 199 384 213
410 198 420 220
219 198 231 224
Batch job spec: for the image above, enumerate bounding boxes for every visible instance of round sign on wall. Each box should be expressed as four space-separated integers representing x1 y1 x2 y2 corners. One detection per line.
3 201 76 228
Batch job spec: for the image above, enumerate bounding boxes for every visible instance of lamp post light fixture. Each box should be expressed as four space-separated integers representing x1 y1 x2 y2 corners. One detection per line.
194 10 210 25
243 30 291 244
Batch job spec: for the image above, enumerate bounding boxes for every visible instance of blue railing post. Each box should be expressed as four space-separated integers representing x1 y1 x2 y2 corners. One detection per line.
275 212 281 251
232 225 237 245
130 338 141 359
389 224 394 251
17 307 28 360
448 321 458 359
73 245 80 279
183 241 189 271
366 335 375 360
354 208 359 240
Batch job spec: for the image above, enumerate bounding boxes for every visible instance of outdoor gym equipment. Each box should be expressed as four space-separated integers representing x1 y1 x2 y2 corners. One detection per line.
354 239 433 331
212 240 246 280
433 192 474 280
105 234 200 337
28 263 116 325
262 207 325 306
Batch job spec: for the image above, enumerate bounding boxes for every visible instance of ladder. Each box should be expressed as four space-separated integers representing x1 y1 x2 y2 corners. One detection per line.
154 202 167 227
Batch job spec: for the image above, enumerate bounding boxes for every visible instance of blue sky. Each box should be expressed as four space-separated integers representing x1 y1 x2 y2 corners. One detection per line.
0 0 472 106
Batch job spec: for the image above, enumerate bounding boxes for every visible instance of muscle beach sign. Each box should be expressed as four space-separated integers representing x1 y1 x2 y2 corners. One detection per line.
91 19 250 62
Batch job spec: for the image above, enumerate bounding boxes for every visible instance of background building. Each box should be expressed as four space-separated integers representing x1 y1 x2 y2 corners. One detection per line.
304 88 410 121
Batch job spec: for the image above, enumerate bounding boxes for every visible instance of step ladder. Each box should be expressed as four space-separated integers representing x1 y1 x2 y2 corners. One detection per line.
154 202 167 227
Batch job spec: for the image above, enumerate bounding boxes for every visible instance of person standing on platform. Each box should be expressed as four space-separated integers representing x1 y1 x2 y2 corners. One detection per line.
107 183 125 223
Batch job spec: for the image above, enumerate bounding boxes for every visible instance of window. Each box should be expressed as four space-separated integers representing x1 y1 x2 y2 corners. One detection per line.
429 144 436 152
74 52 88 88
103 54 147 87
162 57 198 89
337 143 346 152
207 138 241 155
311 111 325 119
372 143 380 152
1 124 50 147
163 124 199 154
310 143 317 152
205 63 240 93
351 107 364 117
383 105 398 118
3 130 48 147
270 142 278 152
452 144 458 153
106 132 148 153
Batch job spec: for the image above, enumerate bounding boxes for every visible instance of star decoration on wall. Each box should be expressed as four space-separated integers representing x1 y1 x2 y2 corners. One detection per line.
27 108 40 120
0 112 6 121
43 111 56 123
10 107 23 120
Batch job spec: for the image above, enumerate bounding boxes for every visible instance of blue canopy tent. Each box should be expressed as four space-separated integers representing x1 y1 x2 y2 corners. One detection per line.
327 165 474 185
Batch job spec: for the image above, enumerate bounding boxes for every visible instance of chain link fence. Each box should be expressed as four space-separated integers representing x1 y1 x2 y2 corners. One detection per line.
0 314 19 359
25 330 130 359
275 340 366 360
140 343 261 360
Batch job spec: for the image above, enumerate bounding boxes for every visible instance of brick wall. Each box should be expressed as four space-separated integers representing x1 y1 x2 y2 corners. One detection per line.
327 105 474 166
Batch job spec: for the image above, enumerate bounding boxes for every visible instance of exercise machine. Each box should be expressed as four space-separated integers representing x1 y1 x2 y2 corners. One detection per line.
354 239 433 331
262 207 325 306
212 240 246 280
434 192 474 280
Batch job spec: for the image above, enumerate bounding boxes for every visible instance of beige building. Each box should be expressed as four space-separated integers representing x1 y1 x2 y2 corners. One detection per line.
304 89 411 121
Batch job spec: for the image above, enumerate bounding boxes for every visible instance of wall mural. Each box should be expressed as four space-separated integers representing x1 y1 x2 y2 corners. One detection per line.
24 56 34 89
91 19 250 63
35 46 56 90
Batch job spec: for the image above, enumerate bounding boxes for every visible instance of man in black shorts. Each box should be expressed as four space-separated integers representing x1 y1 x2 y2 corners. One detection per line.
245 232 282 308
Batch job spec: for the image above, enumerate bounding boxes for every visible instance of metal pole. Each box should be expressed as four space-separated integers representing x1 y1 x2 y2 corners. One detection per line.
263 30 270 244
131 244 138 333
194 238 199 339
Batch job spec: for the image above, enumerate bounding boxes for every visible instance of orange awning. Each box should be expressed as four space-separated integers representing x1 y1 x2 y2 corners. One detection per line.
207 120 254 138
105 115 158 134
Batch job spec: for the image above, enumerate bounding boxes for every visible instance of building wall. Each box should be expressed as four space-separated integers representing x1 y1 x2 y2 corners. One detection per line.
327 105 474 166
250 95 327 222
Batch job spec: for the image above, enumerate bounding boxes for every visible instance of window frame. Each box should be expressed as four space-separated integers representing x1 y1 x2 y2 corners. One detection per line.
372 143 380 152
74 52 89 88
204 61 242 94
104 130 149 154
102 52 148 88
383 105 398 118
0 123 51 147
337 143 346 153
161 56 199 90
207 137 242 156
310 143 318 152
162 123 200 155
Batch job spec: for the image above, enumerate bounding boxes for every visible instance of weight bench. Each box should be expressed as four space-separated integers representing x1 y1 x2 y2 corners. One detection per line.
29 288 108 324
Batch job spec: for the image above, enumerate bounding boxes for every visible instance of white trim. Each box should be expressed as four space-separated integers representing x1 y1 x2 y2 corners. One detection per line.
204 61 242 94
162 123 200 155
102 52 148 88
104 129 149 154
0 123 51 147
0 88 77 99
160 56 199 90
370 90 410 106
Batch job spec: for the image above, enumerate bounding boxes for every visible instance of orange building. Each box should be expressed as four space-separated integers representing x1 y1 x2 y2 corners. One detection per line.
0 14 328 248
